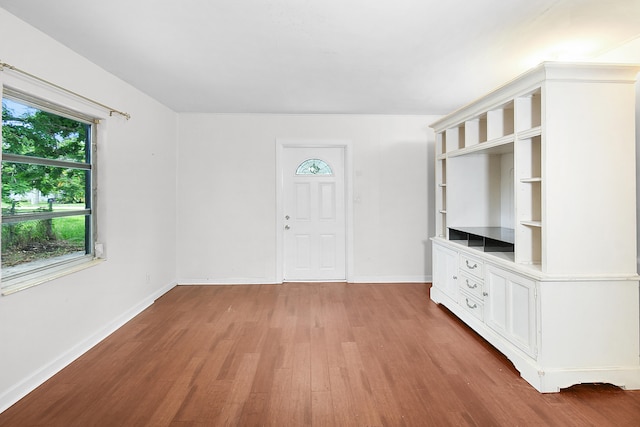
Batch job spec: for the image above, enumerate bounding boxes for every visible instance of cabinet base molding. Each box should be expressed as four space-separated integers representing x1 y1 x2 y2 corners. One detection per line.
533 367 640 393
431 285 640 393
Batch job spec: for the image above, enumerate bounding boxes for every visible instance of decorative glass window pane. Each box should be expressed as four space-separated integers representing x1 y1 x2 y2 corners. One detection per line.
295 159 333 175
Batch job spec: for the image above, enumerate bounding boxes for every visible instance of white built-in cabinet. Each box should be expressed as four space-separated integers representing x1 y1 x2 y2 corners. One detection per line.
430 62 640 393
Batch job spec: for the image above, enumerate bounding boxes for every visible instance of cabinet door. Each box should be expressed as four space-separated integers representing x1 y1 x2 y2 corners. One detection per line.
484 265 537 357
433 244 458 300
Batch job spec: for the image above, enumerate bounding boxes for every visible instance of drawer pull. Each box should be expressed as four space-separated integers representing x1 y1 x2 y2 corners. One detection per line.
465 260 478 269
465 298 477 309
465 279 477 289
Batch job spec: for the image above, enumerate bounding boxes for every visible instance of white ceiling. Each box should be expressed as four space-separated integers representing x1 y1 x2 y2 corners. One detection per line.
1 0 639 114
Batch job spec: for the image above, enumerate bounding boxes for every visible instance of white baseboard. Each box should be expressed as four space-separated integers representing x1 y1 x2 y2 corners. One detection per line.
350 275 432 284
177 278 279 285
0 281 177 414
178 276 433 285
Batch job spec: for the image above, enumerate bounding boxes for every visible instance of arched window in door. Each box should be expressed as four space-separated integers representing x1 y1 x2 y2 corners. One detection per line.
295 158 333 175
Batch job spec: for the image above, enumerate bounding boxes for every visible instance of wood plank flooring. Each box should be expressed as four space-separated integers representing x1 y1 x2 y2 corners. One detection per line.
1 283 639 426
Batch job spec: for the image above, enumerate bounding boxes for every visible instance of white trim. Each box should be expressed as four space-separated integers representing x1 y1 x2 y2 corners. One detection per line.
351 275 432 284
2 257 104 296
0 61 129 120
430 285 640 393
275 139 354 283
0 281 176 414
1 68 108 121
1 82 104 295
177 279 279 285
176 278 431 285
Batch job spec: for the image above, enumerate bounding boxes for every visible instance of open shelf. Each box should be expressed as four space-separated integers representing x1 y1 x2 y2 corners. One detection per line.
446 135 514 158
518 180 541 219
517 135 541 179
465 114 487 146
516 222 541 265
518 126 541 139
516 131 542 263
436 132 446 156
435 156 448 238
519 220 541 227
515 88 541 132
488 101 515 140
445 125 465 152
449 227 514 252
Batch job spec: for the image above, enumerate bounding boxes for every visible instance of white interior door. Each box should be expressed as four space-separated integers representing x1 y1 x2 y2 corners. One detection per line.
282 146 346 281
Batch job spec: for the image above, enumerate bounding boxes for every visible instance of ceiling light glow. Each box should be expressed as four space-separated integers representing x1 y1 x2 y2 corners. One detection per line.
522 40 601 68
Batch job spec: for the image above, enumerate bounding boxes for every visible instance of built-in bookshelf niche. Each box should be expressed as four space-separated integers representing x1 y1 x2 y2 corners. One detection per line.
436 132 446 156
435 156 447 237
445 124 465 152
516 88 541 132
465 114 487 146
488 101 515 140
516 132 542 265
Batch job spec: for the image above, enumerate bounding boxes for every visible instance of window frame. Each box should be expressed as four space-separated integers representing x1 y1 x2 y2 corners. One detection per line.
1 87 101 295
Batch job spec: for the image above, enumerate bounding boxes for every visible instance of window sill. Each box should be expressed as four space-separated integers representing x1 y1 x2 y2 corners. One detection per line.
1 256 105 296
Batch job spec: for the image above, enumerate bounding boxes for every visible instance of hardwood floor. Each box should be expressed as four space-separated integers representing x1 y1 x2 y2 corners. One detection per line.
1 283 639 426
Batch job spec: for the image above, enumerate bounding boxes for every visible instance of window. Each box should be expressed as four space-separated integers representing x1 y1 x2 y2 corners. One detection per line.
295 158 333 175
1 90 97 294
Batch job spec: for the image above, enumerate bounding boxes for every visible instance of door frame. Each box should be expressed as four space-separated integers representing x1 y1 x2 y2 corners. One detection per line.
275 139 353 283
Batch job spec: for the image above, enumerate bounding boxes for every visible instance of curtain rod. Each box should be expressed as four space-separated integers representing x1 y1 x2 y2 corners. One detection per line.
0 61 131 120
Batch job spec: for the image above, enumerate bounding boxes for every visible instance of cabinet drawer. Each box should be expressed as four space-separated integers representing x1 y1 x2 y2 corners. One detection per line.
459 293 484 321
460 273 483 299
459 254 483 279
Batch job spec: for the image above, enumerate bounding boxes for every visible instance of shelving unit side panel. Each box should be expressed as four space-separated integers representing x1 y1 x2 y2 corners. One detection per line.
537 280 640 368
543 81 637 275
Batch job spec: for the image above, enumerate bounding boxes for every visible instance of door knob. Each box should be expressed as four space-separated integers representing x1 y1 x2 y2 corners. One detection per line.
285 225 290 230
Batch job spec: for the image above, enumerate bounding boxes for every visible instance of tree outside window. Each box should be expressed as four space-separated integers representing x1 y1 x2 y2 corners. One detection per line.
2 95 94 282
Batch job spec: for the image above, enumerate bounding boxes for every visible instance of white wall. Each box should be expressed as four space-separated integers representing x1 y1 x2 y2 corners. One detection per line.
177 114 437 284
0 9 178 411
